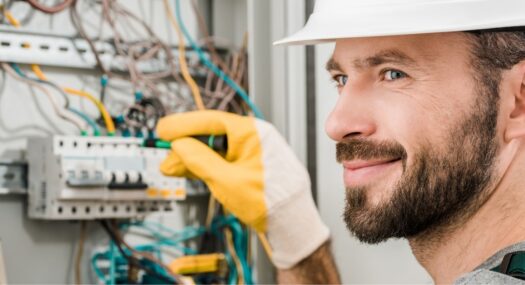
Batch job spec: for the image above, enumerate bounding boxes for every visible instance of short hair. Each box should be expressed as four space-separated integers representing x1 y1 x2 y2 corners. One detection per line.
466 29 525 103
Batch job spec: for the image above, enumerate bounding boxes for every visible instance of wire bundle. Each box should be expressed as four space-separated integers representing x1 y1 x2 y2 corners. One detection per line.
92 218 253 285
1 1 265 284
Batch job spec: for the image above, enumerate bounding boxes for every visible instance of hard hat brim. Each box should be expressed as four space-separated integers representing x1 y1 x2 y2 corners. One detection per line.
275 0 525 46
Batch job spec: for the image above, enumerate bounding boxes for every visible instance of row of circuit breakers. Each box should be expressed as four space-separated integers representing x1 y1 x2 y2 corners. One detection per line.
27 136 207 220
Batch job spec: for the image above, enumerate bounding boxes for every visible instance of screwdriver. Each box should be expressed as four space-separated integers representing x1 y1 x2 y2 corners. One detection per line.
143 136 228 152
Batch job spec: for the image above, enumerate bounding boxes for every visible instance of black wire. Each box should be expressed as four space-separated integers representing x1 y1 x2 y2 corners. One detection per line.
99 220 178 284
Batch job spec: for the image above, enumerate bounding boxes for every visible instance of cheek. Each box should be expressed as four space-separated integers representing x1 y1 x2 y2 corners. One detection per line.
372 89 460 160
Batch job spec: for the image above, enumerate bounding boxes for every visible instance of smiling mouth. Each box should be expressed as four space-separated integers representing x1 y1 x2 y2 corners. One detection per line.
342 158 402 187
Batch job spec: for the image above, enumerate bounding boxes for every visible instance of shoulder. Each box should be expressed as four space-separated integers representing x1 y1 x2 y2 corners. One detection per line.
454 269 525 285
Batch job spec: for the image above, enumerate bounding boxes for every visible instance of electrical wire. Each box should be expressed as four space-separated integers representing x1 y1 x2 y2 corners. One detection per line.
29 65 115 135
10 65 97 134
68 108 99 136
70 0 197 117
30 64 47 80
100 220 183 284
0 68 56 136
101 221 175 284
228 217 253 285
1 63 86 132
69 1 110 76
63 88 115 135
163 0 205 111
206 197 216 228
225 228 244 285
173 0 264 119
217 49 247 111
8 63 94 135
2 13 73 109
3 10 95 135
10 63 71 108
256 232 273 260
189 0 239 81
27 0 74 14
3 9 19 27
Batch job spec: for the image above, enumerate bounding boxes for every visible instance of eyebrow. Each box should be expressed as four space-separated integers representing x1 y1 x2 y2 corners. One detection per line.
325 49 419 72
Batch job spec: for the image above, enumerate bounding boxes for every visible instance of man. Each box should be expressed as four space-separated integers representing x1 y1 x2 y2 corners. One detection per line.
157 0 525 283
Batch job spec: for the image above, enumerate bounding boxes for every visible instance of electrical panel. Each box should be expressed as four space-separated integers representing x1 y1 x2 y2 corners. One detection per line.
0 0 270 283
27 135 207 220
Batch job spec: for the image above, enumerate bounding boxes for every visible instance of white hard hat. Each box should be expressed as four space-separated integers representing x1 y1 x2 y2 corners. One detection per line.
275 0 525 46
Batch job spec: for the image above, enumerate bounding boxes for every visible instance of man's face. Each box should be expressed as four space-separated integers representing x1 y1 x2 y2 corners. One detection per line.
326 33 500 243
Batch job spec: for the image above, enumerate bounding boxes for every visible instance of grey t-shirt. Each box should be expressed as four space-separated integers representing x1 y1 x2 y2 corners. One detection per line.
454 242 525 284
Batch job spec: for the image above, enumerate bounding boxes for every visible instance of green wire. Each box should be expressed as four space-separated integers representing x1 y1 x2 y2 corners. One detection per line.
208 135 215 148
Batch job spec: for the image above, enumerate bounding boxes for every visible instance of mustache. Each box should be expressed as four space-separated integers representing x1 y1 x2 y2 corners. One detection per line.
336 139 407 163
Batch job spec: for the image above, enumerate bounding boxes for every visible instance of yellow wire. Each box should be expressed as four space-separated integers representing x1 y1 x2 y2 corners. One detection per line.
28 65 115 135
163 0 205 111
225 229 244 284
31 64 47 80
205 196 216 227
257 232 273 259
5 10 113 135
4 11 20 28
63 87 115 134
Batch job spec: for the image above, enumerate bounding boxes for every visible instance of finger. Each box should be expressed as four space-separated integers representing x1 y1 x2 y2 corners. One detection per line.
163 137 231 182
160 150 189 177
156 110 249 141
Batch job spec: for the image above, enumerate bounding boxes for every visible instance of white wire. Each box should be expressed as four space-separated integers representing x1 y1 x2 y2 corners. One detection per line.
1 63 86 132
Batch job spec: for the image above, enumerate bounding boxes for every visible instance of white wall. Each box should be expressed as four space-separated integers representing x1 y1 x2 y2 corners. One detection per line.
314 43 433 284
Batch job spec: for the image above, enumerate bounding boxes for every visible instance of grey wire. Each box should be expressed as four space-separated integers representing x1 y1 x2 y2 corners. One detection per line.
35 78 71 108
0 68 56 137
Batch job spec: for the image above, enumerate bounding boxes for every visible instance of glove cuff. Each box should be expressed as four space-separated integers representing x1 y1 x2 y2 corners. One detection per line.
265 189 330 269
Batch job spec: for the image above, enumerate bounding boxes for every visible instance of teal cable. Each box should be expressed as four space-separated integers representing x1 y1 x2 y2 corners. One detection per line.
10 63 99 136
173 0 264 119
68 108 100 136
109 240 116 285
212 215 253 284
91 253 106 282
229 216 253 284
121 222 203 254
225 248 238 285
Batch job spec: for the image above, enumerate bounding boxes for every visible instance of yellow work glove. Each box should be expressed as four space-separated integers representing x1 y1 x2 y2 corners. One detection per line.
156 110 329 269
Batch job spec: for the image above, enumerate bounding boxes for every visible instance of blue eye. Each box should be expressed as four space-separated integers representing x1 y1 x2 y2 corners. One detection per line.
384 70 407 81
333 75 348 87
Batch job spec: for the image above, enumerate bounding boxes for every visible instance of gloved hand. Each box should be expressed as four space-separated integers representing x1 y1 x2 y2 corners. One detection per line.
156 110 329 269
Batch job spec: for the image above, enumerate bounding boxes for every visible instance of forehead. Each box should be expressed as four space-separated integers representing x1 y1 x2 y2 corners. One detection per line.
330 32 472 70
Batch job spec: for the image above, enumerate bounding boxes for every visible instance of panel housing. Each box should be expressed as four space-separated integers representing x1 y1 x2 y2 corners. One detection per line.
27 135 207 220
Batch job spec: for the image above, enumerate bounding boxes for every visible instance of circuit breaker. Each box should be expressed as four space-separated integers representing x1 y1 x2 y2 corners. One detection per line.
27 135 207 220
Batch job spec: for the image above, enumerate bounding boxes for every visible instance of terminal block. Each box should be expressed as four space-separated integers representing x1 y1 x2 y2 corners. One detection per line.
27 136 207 220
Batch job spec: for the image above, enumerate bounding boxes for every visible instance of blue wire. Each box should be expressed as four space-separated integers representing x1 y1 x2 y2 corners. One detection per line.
211 215 254 284
173 0 264 119
228 216 253 284
67 107 100 135
97 220 251 284
9 63 99 135
91 253 106 282
224 245 238 285
109 240 116 285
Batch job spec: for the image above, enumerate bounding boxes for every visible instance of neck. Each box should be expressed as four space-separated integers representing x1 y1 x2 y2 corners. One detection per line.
409 146 525 284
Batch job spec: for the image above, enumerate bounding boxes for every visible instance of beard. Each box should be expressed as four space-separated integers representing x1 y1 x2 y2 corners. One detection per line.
338 93 499 244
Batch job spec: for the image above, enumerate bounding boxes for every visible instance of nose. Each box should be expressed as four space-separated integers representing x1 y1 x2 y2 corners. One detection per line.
325 88 377 142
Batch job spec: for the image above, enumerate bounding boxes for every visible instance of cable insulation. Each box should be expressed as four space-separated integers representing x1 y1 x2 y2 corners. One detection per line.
163 0 205 111
173 0 264 119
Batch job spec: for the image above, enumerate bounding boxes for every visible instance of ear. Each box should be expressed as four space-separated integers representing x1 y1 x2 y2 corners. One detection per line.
504 61 525 142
